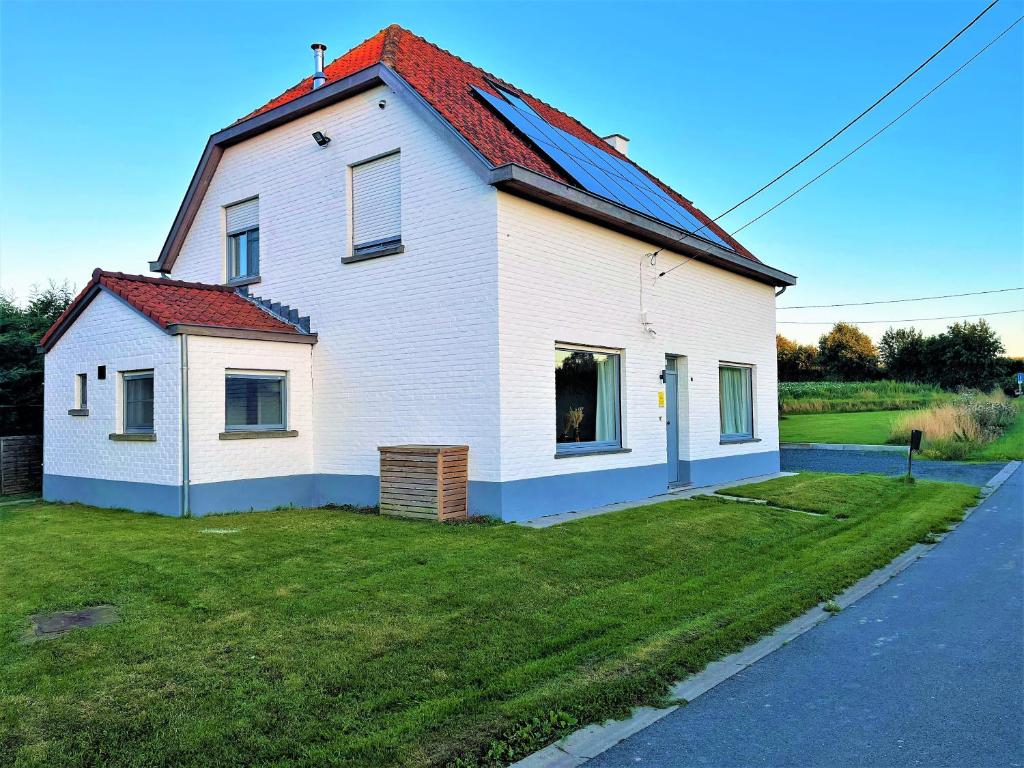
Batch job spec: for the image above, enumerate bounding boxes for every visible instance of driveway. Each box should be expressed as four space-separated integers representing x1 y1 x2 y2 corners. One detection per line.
781 446 1007 486
587 465 1024 768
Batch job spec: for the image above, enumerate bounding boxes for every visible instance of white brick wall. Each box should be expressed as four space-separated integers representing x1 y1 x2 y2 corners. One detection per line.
43 290 181 485
185 335 313 483
170 84 502 483
496 194 778 482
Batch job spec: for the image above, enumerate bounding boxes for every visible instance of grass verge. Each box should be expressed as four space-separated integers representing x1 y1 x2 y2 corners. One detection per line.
779 410 906 445
1 474 977 767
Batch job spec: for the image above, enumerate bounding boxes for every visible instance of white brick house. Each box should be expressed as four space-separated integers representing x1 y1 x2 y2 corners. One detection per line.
41 25 795 520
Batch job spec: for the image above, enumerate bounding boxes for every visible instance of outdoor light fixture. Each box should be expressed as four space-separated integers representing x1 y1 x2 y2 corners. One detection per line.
312 131 331 147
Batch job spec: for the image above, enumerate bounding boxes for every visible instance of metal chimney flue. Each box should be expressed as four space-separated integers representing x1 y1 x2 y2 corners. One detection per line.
311 43 327 90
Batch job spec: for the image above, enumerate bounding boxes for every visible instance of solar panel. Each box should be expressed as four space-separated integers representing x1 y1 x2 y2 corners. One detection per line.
473 86 731 250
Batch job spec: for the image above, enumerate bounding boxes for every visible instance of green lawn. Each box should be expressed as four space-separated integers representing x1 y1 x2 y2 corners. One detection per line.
779 410 906 445
1 475 977 767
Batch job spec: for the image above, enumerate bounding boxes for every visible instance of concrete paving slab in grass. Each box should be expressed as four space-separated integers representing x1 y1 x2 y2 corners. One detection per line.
517 473 797 528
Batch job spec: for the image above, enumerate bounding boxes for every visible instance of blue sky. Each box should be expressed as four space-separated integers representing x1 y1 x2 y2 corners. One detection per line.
2 1 1021 353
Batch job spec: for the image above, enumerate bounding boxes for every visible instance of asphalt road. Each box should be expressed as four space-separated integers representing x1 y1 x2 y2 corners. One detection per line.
781 447 1007 487
588 465 1024 768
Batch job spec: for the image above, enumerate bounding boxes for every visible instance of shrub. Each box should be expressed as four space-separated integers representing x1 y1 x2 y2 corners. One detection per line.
889 390 1018 458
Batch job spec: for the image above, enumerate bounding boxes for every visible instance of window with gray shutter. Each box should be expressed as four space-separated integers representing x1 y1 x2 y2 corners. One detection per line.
351 152 402 258
225 198 259 281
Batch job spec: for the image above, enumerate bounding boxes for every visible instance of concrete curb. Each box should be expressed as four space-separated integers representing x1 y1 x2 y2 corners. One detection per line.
782 442 907 453
979 460 1021 500
509 461 1020 768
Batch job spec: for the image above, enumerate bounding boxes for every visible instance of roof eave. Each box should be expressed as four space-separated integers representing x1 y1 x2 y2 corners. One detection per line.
166 324 318 344
488 164 797 288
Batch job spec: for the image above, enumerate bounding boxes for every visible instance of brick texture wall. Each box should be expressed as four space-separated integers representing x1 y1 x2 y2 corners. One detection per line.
43 291 181 485
185 335 314 484
496 194 779 482
170 84 502 484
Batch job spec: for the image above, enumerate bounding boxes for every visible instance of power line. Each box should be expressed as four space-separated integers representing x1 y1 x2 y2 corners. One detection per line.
777 309 1023 324
730 14 1024 236
656 0 1005 275
717 0 1000 223
779 286 1024 310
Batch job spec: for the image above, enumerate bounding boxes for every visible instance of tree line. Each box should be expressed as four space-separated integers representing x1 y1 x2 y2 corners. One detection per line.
0 282 74 435
778 320 1022 391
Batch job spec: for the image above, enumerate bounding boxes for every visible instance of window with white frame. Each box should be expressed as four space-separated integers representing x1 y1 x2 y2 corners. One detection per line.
225 372 286 431
719 364 754 440
351 152 401 258
123 371 154 433
226 198 259 281
555 346 621 453
75 373 88 409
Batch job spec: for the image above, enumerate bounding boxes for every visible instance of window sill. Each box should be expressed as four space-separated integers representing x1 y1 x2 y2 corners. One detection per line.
219 429 299 440
226 275 261 288
720 437 761 445
68 408 89 416
555 447 631 459
343 242 404 263
109 433 156 442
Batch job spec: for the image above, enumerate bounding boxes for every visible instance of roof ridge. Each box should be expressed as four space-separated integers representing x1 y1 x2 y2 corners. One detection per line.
380 24 404 66
231 26 392 127
95 269 234 292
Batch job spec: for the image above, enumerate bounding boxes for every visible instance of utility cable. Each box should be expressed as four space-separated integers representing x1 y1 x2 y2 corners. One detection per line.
779 286 1024 309
777 308 1023 324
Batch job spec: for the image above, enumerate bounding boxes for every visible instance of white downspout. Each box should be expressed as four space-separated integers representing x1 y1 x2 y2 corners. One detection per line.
180 334 191 518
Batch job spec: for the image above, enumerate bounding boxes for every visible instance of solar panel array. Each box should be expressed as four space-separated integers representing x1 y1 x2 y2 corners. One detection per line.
473 86 731 250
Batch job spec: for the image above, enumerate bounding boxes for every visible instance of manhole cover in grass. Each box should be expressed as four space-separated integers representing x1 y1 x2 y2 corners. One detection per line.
200 528 241 534
24 605 119 643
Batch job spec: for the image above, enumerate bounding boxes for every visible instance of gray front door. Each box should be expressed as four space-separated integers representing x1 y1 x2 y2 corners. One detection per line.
665 358 680 485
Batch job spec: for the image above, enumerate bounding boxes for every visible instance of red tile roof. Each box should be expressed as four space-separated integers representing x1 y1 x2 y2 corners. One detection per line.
237 25 756 261
40 270 306 350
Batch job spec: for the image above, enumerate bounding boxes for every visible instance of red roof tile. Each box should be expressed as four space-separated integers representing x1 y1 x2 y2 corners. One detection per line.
237 25 756 261
40 270 306 350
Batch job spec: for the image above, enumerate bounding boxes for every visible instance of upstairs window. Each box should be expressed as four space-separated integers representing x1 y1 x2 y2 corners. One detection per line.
225 372 286 431
719 365 754 441
555 346 621 454
123 371 155 433
351 152 402 259
226 198 259 281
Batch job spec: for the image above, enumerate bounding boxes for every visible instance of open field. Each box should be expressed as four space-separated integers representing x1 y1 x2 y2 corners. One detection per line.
779 411 905 445
779 381 949 415
1 475 978 767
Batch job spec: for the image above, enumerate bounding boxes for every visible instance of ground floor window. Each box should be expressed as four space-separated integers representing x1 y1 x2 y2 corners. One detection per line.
555 346 621 453
225 372 286 431
719 364 753 440
123 371 154 433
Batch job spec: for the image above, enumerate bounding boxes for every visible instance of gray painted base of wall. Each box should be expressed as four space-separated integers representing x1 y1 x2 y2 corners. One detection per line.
43 452 780 522
44 474 183 517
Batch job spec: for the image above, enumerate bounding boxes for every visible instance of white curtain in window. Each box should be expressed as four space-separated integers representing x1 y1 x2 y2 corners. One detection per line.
595 355 617 442
720 366 752 437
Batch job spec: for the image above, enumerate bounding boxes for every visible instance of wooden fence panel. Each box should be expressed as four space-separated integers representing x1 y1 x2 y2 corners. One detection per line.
1 435 43 495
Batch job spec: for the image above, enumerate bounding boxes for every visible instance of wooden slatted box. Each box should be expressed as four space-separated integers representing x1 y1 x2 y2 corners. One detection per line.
378 445 469 521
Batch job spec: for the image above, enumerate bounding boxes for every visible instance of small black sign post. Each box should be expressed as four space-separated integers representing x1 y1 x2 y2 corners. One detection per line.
907 429 923 478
